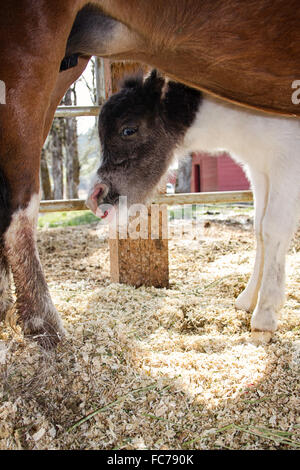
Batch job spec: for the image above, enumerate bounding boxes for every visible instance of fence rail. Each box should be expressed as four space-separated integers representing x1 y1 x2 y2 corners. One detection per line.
55 105 101 118
153 190 253 206
39 190 253 213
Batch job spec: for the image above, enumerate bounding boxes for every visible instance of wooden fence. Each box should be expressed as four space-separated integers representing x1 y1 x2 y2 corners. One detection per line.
39 190 253 213
39 190 253 287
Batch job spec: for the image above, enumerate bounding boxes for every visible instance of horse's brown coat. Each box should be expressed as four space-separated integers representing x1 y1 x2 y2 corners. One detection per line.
97 0 300 117
0 0 299 345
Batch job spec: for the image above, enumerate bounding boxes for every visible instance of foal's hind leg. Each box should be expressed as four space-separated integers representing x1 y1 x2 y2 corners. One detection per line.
235 170 268 312
250 166 300 342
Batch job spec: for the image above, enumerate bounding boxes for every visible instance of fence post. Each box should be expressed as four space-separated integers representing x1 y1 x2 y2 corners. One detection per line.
109 205 169 288
95 57 106 105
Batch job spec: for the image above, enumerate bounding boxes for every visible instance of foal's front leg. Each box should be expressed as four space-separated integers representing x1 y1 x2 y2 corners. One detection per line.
4 193 65 348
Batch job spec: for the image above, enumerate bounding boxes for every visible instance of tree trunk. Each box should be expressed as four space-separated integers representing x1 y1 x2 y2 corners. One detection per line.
63 87 80 199
40 148 53 200
51 119 64 200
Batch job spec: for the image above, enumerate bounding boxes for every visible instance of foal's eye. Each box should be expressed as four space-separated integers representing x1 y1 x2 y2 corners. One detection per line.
122 127 138 137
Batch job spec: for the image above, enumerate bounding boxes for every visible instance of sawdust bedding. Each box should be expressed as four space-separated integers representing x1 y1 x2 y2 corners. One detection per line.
0 211 299 450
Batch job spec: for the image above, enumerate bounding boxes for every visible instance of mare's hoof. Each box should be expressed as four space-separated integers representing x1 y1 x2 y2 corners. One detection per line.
23 317 66 350
0 297 14 322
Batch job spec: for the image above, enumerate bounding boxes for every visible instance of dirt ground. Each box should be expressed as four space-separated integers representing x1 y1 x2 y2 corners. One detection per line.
0 210 299 450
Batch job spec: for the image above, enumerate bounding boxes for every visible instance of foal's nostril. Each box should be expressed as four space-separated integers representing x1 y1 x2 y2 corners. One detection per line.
97 183 109 202
92 183 108 204
95 186 103 201
86 182 109 213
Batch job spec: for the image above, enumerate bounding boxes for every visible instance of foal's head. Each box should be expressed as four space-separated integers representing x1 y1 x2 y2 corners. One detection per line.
86 70 201 216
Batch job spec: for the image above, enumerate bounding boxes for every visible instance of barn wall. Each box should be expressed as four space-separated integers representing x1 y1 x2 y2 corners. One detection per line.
190 152 250 192
217 154 250 191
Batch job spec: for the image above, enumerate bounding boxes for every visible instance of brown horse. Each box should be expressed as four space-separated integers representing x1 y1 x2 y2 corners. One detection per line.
0 0 299 347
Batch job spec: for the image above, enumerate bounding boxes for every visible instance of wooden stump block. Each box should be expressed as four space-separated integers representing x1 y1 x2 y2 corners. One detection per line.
109 205 169 288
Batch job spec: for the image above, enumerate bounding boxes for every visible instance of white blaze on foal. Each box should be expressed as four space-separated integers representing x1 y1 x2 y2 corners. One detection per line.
4 193 65 347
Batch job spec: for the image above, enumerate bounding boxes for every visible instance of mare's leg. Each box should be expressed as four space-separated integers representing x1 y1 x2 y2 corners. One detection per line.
43 56 91 141
1 57 90 347
0 3 91 347
250 165 300 342
0 244 13 321
0 172 13 321
3 190 65 348
235 170 268 312
0 55 90 348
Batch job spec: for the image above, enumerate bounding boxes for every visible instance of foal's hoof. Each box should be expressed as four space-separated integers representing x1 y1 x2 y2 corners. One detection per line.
250 330 273 345
235 292 254 312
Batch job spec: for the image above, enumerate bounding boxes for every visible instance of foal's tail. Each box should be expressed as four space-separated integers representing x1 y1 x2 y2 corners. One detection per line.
0 167 11 235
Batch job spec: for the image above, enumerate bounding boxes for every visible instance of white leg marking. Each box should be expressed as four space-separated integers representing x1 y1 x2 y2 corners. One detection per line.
4 193 65 347
250 169 300 338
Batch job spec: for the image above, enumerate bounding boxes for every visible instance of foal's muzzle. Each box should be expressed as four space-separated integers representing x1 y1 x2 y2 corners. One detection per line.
85 182 109 216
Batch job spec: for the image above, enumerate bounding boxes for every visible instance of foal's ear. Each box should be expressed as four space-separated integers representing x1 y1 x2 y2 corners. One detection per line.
143 70 165 104
121 71 144 90
162 80 202 130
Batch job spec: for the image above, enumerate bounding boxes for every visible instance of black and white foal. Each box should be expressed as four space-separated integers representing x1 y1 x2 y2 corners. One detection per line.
87 70 300 342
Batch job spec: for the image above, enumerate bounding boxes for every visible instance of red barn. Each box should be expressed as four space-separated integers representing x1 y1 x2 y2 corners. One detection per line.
191 152 250 192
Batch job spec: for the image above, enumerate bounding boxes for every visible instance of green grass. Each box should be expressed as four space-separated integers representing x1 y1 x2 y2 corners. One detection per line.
38 210 99 229
38 203 254 229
